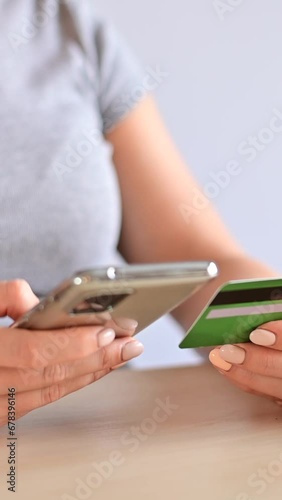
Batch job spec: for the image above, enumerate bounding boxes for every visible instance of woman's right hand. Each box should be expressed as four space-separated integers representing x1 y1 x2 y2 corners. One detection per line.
0 280 144 427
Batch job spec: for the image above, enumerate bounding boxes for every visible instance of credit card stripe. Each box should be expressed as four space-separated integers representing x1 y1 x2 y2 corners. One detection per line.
210 287 282 306
207 303 282 319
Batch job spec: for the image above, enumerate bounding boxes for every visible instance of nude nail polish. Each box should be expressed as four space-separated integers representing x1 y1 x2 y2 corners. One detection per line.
209 349 232 372
219 345 246 365
122 340 144 361
97 328 115 348
249 329 276 347
113 318 139 331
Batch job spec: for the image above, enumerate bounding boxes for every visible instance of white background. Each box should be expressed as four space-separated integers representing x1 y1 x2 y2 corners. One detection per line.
95 0 282 369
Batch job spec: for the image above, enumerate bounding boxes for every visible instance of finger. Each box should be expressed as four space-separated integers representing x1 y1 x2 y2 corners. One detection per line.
0 324 116 369
0 315 138 369
249 321 282 351
0 280 39 319
64 313 138 338
215 343 282 379
209 349 282 401
0 368 116 427
3 337 143 393
108 317 139 337
1 339 144 418
217 374 264 398
0 372 105 421
111 362 127 370
223 367 282 401
218 374 279 403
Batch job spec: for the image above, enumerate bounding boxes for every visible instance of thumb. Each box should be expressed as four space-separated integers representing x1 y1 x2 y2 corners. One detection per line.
0 280 39 320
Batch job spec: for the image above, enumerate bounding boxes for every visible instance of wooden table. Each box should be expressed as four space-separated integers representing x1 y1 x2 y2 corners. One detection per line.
1 365 282 500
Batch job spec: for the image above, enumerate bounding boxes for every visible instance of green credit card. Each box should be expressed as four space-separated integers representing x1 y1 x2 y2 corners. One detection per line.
179 278 282 349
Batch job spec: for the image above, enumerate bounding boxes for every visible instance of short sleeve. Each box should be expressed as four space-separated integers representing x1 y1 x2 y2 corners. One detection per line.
94 21 148 133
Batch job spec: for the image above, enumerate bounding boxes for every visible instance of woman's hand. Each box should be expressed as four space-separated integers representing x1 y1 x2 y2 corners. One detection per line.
209 321 282 404
0 280 144 427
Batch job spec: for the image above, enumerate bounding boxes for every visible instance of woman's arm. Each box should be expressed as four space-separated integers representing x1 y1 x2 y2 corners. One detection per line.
106 95 282 404
106 96 275 330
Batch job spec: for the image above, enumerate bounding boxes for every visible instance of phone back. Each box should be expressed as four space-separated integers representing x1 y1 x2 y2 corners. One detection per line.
13 262 218 335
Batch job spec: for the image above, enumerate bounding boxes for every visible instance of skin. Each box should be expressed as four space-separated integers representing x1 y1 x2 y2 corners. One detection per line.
0 280 143 426
106 95 281 404
210 323 282 403
2 95 280 424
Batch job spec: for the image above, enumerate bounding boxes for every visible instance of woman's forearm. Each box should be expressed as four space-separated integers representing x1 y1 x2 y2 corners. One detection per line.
171 255 277 331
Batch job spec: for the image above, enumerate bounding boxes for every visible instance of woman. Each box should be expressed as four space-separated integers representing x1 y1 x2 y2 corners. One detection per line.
0 0 281 426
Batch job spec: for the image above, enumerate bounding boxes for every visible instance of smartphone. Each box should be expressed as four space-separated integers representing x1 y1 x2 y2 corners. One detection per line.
12 261 218 335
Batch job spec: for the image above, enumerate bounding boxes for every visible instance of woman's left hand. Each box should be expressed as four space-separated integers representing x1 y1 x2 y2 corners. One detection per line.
209 320 282 405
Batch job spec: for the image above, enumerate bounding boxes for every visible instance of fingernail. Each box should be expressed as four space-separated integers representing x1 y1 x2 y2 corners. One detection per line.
219 345 246 365
97 328 115 348
122 340 144 361
249 329 276 347
209 349 232 372
114 318 138 331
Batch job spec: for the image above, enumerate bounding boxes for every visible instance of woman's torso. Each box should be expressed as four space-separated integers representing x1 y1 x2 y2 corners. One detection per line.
0 0 142 294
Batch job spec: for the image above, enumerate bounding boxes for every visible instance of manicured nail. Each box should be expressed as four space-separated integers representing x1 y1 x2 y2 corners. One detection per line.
97 328 115 348
249 329 276 347
122 340 144 361
114 318 138 331
219 345 246 365
209 349 232 372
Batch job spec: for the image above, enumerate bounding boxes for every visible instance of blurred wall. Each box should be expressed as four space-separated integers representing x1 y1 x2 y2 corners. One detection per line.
95 0 282 369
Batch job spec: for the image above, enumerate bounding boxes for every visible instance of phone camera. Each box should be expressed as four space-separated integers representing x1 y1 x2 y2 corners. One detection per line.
71 293 130 314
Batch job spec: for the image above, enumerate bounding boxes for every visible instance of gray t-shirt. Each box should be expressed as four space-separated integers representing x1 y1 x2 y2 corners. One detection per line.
0 0 145 294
